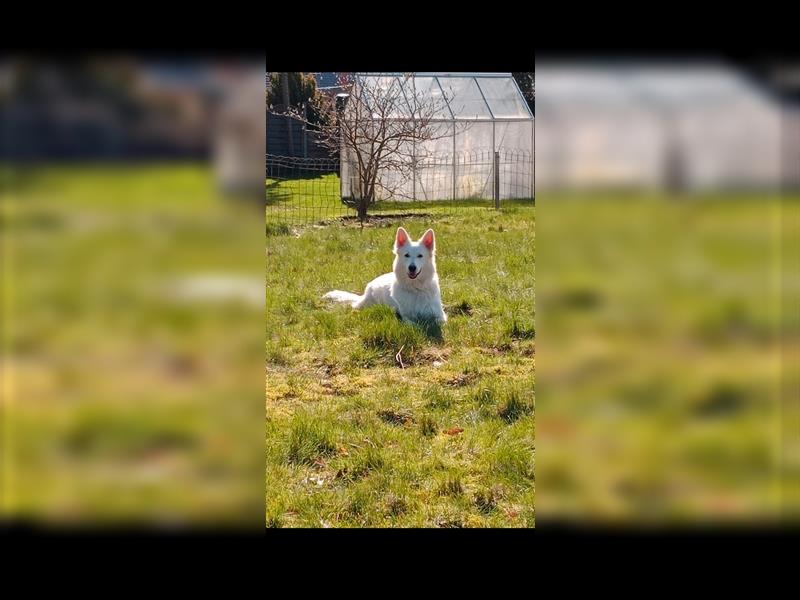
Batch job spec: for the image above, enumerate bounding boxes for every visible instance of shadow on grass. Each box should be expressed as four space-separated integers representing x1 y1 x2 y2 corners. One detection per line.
266 223 291 236
357 306 445 367
414 317 444 344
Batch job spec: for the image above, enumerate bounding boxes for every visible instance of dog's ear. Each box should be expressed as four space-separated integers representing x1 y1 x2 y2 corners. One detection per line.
395 227 410 251
421 229 435 252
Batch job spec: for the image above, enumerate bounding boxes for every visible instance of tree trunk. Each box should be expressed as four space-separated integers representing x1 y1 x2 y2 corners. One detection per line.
357 200 368 223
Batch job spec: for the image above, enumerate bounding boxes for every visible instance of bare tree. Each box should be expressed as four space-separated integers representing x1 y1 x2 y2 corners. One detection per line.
304 73 465 222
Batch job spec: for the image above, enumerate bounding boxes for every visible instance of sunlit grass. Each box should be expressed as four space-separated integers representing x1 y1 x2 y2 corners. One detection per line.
266 206 535 527
3 163 264 525
535 192 788 523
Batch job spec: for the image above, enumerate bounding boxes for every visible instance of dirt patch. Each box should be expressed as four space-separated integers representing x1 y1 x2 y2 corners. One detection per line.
478 343 514 356
377 409 416 426
313 359 342 378
446 371 480 387
420 348 451 363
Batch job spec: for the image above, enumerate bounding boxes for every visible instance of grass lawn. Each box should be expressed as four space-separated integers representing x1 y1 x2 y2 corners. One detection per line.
6 162 790 526
267 185 795 526
2 163 265 524
266 206 535 528
536 192 791 521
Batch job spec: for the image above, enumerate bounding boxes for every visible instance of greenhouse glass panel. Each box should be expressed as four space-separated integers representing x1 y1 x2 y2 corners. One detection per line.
359 75 411 119
415 123 456 200
407 77 452 120
476 77 532 119
439 77 493 120
455 120 494 154
455 121 495 199
494 120 533 153
494 121 534 198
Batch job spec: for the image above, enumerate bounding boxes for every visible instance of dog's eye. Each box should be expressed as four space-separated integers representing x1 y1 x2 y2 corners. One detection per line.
404 253 409 257
417 254 423 258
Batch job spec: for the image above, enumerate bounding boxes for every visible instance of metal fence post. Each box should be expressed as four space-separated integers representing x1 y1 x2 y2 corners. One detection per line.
494 151 500 209
412 139 417 202
531 119 535 199
452 124 457 202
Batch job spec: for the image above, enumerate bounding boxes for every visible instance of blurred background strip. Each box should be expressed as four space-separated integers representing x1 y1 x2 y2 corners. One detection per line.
1 55 266 528
535 58 799 525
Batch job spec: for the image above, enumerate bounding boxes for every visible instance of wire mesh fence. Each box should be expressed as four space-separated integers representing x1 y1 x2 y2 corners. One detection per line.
266 148 534 226
266 155 348 225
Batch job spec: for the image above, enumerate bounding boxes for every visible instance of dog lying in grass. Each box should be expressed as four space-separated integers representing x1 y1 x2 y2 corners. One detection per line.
323 227 447 324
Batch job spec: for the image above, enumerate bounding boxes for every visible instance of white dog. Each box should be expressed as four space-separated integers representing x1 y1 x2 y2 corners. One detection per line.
323 227 447 324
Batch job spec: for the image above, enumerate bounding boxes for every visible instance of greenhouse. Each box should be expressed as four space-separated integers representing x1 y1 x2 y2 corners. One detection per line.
340 73 534 202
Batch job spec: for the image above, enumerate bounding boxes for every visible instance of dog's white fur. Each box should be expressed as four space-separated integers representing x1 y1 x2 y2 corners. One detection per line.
323 227 447 323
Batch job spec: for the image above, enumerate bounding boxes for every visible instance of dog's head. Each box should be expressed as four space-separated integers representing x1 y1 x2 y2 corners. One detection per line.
393 227 436 282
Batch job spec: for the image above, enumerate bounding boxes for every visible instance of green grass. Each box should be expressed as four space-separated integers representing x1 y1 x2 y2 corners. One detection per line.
10 163 788 525
266 205 535 528
536 192 791 522
266 180 797 525
3 163 264 525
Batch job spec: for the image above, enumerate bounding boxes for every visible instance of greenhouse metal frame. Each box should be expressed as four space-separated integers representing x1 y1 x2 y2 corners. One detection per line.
340 73 535 202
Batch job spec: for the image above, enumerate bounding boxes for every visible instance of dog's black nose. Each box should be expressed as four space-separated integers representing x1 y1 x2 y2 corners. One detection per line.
408 264 417 273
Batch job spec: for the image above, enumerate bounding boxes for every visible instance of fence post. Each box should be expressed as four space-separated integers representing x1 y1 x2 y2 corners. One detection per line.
494 151 500 209
531 119 535 199
412 140 417 202
302 103 308 158
452 125 457 202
